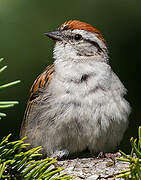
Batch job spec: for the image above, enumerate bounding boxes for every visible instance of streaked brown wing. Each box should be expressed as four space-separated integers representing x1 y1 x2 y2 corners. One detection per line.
20 64 54 137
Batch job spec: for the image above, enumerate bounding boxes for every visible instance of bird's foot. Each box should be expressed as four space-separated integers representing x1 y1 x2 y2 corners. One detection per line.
97 152 121 159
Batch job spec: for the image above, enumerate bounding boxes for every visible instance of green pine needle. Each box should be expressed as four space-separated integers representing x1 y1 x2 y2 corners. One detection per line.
0 101 19 105
0 113 6 117
117 126 141 179
0 58 4 63
0 80 21 89
0 66 7 73
0 104 14 108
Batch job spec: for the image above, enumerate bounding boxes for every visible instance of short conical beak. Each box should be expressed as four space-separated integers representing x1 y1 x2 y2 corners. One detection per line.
44 30 63 41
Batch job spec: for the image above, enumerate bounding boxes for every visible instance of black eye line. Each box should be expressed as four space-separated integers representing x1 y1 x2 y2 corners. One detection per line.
85 39 103 53
65 34 83 41
63 32 103 53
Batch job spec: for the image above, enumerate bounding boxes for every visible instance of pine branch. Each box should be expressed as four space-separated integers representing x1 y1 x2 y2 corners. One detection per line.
0 58 20 119
117 126 141 179
0 135 72 179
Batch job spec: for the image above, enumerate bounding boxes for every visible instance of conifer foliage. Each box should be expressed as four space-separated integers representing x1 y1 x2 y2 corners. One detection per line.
0 135 71 179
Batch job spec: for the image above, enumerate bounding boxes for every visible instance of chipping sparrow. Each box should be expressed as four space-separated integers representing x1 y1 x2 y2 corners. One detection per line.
20 20 131 157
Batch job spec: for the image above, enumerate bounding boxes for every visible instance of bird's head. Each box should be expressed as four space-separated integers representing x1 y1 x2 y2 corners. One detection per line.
45 20 109 63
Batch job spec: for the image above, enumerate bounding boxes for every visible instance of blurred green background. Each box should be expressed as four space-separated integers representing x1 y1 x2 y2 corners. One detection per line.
0 0 140 152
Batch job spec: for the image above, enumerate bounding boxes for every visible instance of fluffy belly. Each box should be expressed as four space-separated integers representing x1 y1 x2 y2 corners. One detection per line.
44 88 129 156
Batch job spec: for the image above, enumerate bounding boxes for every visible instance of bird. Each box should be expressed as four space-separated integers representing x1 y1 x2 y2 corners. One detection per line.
20 20 131 158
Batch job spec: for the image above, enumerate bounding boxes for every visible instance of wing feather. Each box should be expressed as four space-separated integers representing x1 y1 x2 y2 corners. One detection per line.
20 64 54 138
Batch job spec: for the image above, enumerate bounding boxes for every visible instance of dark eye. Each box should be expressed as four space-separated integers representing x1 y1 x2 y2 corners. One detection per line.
74 34 82 40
